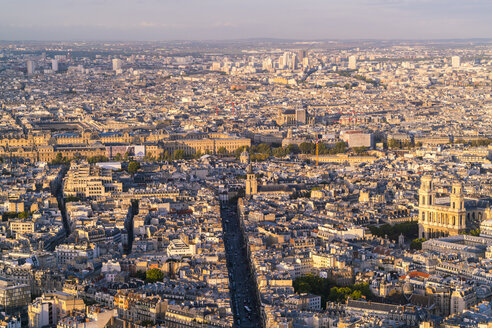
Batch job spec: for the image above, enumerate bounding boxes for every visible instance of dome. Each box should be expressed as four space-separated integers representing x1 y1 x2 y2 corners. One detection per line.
240 150 250 164
403 282 414 295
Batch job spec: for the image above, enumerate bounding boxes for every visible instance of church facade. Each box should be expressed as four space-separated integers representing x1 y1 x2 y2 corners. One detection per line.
418 176 490 239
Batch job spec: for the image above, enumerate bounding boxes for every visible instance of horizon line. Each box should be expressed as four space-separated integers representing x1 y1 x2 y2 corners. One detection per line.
1 37 492 43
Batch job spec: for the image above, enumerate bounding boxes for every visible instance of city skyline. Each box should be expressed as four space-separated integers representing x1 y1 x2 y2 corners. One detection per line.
1 0 492 41
0 0 491 326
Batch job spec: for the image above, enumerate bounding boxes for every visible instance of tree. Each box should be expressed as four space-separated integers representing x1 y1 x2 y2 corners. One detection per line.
52 152 65 164
128 161 140 174
329 141 347 154
140 320 155 327
217 147 228 155
144 152 154 161
146 268 164 283
234 146 248 158
253 143 271 155
65 195 80 203
251 153 269 162
353 146 367 155
470 139 492 147
466 229 480 237
191 150 200 159
293 274 374 308
133 270 146 280
410 238 426 250
299 142 315 154
18 211 30 219
88 155 108 164
173 149 184 160
318 143 329 155
114 153 123 161
272 147 287 158
369 221 419 241
286 144 299 154
387 139 400 149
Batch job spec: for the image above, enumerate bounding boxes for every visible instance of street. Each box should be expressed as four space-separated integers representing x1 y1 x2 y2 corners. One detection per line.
220 201 263 328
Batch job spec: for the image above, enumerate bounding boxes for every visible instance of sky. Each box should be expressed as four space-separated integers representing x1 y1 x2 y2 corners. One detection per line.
0 0 491 41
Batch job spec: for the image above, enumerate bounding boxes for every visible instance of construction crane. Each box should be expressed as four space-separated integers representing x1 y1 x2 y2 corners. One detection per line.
224 99 247 115
225 101 236 114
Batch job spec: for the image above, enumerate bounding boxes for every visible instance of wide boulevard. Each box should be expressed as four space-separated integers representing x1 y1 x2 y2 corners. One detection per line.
220 201 263 328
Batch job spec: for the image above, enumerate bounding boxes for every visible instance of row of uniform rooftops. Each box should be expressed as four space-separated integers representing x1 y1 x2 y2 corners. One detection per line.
2 129 242 140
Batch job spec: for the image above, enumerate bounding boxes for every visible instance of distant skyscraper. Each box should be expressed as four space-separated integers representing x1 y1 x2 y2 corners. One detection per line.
112 58 122 71
280 52 291 69
297 49 307 62
291 53 298 70
348 55 357 70
26 60 35 75
451 56 461 68
51 59 58 72
278 57 283 68
302 57 310 68
262 58 273 71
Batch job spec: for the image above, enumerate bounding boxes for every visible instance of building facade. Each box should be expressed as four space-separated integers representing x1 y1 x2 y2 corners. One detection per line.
418 176 489 239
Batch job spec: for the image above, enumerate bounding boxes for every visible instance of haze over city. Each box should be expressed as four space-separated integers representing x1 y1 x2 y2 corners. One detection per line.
1 0 492 40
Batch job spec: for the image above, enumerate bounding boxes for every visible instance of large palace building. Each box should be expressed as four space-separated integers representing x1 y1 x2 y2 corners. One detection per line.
418 176 490 239
0 129 250 162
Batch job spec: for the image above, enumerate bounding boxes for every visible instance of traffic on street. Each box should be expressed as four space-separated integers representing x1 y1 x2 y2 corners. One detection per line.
220 201 263 328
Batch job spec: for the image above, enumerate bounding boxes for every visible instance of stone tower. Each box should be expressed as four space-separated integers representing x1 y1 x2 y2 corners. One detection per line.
245 164 257 196
450 181 466 230
419 176 435 207
418 176 435 239
450 182 464 211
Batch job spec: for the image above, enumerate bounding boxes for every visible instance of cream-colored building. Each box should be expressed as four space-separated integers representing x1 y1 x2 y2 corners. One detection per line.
418 176 490 239
166 239 195 258
9 220 35 235
310 154 378 164
450 286 477 315
162 134 251 156
63 161 122 198
29 292 85 328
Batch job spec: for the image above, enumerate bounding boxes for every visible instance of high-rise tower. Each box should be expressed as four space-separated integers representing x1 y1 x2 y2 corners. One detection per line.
451 56 461 68
348 55 357 70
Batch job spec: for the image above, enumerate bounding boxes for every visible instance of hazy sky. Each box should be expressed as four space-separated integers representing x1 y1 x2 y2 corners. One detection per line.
0 0 491 40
